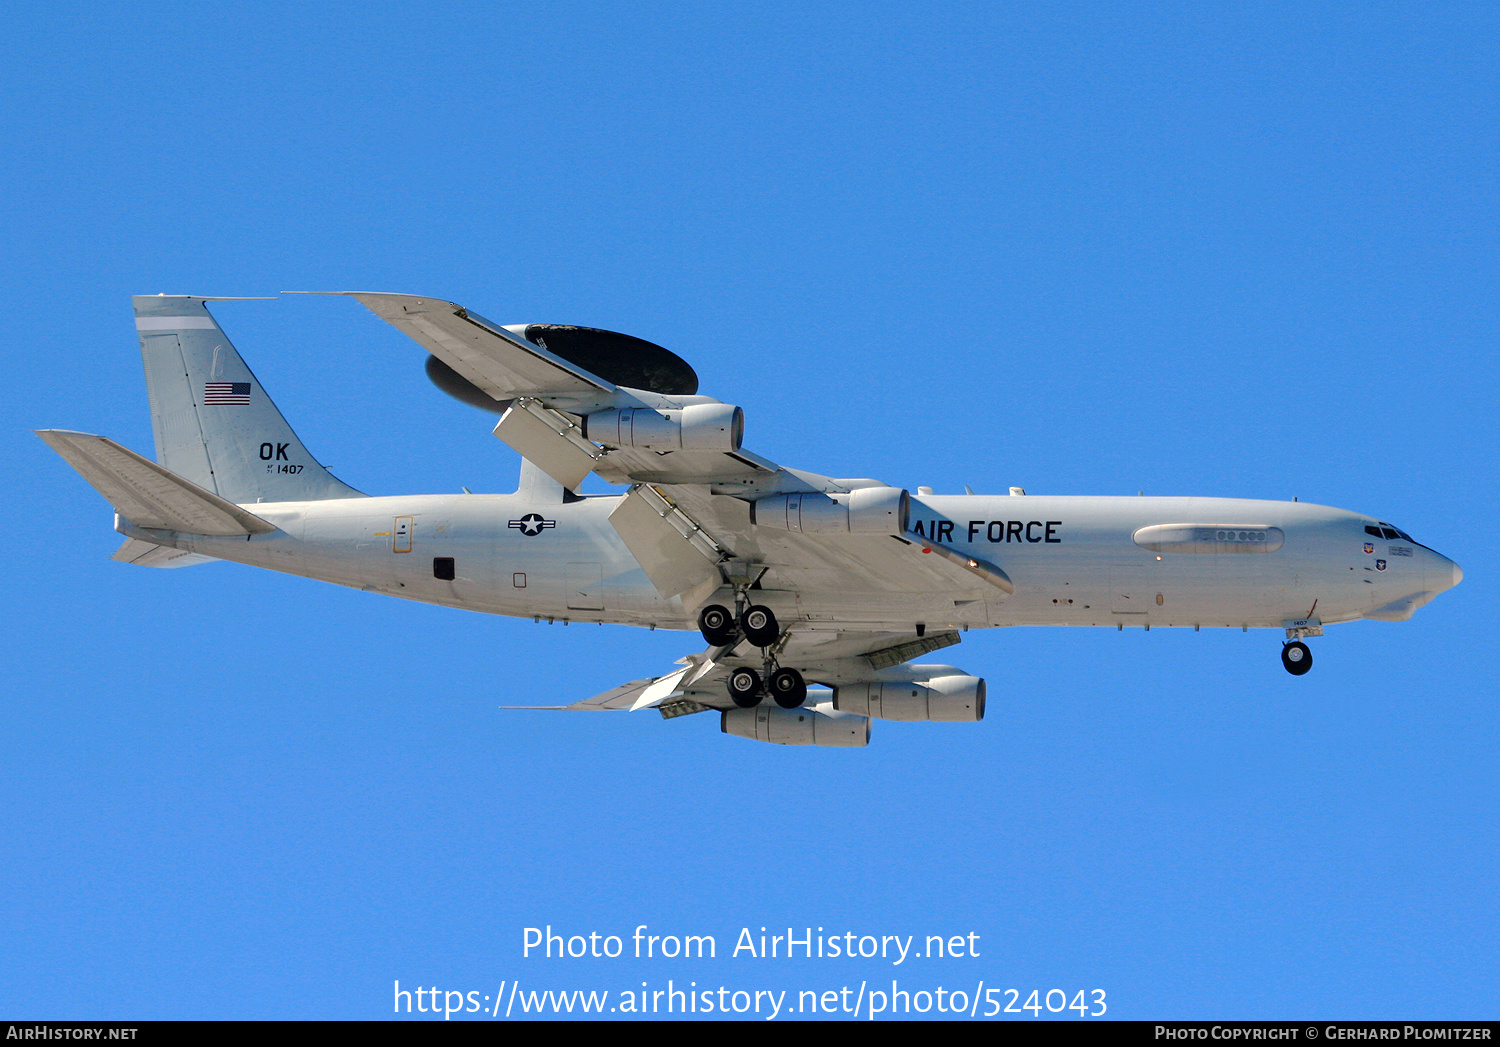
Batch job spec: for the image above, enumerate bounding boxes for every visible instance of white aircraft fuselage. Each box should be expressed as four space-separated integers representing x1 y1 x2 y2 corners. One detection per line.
120 491 1459 633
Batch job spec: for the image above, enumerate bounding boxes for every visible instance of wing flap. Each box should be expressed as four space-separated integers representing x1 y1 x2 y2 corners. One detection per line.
628 666 691 710
38 430 276 537
653 488 1005 601
598 448 778 487
492 399 604 491
608 484 725 604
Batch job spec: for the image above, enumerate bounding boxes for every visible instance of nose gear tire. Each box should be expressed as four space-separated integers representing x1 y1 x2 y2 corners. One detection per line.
1281 641 1313 676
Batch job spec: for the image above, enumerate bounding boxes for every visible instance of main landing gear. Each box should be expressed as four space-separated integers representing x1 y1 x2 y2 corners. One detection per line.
697 602 780 649
726 666 807 709
699 600 805 709
1281 641 1313 676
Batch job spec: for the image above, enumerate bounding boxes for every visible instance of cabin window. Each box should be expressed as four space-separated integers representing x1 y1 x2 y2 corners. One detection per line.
433 557 455 581
1214 530 1267 543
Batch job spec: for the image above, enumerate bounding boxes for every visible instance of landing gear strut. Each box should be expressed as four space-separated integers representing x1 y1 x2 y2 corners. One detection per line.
717 576 790 705
1281 616 1321 676
1281 641 1313 676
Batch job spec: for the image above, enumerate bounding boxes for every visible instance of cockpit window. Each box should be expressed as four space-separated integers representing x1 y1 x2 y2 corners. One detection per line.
1368 521 1424 547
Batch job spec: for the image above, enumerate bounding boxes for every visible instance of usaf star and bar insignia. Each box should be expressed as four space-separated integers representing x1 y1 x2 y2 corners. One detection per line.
509 513 556 536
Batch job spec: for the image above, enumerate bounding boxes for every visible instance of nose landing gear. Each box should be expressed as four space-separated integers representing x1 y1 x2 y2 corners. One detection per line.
1280 616 1322 676
1281 641 1313 675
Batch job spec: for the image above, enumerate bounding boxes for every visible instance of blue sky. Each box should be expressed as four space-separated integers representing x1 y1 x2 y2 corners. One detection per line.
2 1 1496 1020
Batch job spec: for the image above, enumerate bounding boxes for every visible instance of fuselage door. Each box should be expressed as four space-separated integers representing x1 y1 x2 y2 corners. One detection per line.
566 562 605 611
393 516 413 553
1110 565 1153 616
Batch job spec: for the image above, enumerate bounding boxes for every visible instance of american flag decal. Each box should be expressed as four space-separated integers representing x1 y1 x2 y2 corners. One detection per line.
204 382 251 405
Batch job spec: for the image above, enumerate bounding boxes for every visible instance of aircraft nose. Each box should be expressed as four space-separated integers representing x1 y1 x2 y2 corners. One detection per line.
1430 551 1462 592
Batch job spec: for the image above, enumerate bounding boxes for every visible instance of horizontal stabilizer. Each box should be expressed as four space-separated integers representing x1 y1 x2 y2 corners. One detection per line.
37 430 276 537
112 538 219 568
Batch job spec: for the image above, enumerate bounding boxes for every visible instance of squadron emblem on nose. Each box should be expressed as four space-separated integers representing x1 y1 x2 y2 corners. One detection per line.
509 513 556 536
1364 542 1375 555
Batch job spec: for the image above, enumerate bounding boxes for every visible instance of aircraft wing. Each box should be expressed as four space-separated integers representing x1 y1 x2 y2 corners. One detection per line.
328 292 613 401
676 483 1007 596
335 292 1011 606
505 677 658 712
605 479 1009 612
522 627 971 718
329 290 784 489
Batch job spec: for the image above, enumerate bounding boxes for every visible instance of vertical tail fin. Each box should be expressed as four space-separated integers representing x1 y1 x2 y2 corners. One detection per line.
134 295 363 503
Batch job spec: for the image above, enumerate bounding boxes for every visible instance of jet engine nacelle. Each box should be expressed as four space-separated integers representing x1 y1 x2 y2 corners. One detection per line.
833 675 986 722
583 404 743 451
721 704 871 747
749 487 911 535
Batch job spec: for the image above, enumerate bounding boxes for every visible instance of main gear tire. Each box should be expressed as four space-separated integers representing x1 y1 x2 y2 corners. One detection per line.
769 667 807 709
728 667 763 707
740 605 780 647
698 604 736 647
